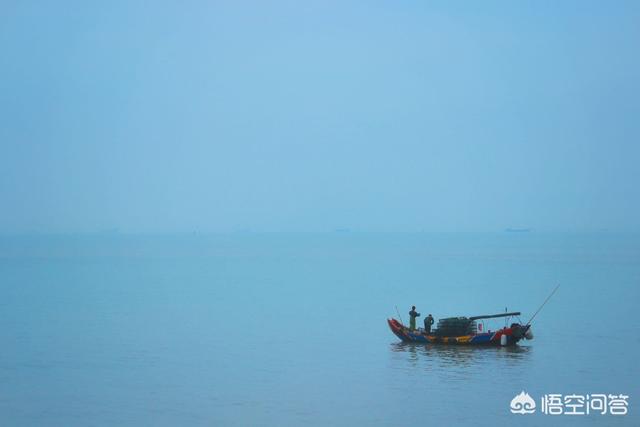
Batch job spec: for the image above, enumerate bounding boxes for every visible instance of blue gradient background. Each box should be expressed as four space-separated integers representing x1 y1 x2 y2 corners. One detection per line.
1 1 639 233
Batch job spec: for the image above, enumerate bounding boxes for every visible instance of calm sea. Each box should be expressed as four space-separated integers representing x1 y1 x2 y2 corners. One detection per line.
0 233 638 426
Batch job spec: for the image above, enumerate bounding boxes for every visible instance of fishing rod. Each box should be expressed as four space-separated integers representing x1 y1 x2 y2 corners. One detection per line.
525 284 560 327
395 305 405 326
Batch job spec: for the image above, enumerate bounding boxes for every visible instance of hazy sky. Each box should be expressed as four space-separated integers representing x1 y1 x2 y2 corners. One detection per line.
1 1 638 233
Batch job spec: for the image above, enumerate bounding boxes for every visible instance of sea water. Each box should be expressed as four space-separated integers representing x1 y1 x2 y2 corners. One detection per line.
0 233 638 426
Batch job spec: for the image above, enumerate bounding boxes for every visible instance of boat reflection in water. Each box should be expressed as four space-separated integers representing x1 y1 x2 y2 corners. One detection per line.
389 341 532 381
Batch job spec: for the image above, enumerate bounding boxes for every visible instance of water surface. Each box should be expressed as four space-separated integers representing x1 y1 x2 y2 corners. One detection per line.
0 233 637 425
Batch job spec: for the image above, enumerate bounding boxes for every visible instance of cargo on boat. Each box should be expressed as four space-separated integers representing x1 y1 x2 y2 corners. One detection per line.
387 312 533 346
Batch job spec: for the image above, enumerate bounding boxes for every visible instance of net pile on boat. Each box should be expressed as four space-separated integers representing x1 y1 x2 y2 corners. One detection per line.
435 317 478 336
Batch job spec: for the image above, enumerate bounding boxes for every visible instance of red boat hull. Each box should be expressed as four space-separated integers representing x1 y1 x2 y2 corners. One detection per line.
388 318 526 346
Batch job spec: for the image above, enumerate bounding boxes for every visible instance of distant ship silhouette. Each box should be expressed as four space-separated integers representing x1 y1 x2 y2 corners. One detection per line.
505 228 531 233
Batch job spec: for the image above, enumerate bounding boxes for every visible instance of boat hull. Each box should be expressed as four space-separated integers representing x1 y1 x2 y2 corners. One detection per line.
387 318 524 346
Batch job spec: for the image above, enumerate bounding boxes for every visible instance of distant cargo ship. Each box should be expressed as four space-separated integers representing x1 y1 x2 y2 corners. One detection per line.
334 228 351 233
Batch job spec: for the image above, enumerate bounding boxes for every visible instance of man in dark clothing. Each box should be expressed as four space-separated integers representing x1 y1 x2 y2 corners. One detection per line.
424 314 434 334
409 306 420 331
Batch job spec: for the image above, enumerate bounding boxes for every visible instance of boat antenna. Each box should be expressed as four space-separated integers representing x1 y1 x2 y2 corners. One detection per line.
504 307 508 328
525 284 560 327
395 305 405 326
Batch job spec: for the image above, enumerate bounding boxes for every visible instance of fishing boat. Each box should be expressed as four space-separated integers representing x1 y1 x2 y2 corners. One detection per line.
389 285 559 346
387 312 533 346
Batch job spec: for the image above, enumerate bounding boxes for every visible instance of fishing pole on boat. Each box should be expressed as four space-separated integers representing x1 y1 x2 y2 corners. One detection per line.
395 305 404 326
525 283 560 327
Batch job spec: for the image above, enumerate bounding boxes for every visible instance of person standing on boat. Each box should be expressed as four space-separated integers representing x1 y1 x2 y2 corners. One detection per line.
424 314 434 334
409 306 420 331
